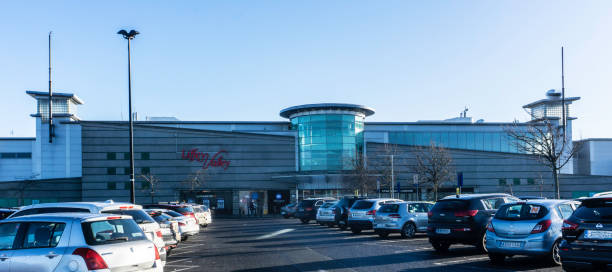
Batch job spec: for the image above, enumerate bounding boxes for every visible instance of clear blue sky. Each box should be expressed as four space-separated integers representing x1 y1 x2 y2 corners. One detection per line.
1 1 611 139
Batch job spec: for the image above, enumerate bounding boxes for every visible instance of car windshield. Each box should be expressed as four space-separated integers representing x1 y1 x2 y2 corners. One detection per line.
495 204 548 221
379 204 399 213
321 202 336 208
82 219 147 245
573 198 612 222
431 200 469 212
352 201 374 210
298 200 317 208
102 209 155 224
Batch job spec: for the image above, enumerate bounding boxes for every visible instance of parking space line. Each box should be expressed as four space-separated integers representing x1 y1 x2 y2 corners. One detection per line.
166 258 191 264
172 244 204 250
394 247 432 253
433 256 489 266
169 250 195 256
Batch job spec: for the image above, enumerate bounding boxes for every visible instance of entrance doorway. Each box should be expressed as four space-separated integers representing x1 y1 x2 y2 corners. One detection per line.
267 190 290 215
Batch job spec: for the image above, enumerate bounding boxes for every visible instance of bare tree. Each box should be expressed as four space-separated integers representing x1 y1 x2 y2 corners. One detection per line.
141 174 161 204
182 169 208 191
505 119 581 199
343 152 376 196
412 142 455 201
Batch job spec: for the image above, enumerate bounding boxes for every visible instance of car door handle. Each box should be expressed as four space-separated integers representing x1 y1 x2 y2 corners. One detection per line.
46 252 59 259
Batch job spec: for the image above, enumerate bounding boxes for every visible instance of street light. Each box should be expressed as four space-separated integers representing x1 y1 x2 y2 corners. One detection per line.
118 29 139 204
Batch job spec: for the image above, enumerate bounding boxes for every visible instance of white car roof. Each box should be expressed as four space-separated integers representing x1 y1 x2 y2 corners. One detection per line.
2 212 132 223
16 200 143 213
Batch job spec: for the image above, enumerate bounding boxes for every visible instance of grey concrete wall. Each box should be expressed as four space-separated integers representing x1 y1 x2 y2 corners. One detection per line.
80 122 296 203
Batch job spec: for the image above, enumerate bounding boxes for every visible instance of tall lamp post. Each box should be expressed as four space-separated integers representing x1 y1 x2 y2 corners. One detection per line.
118 29 139 204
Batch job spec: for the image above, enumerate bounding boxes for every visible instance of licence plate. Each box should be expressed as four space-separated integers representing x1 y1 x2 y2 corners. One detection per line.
499 241 523 248
435 228 450 234
351 213 361 217
584 230 612 240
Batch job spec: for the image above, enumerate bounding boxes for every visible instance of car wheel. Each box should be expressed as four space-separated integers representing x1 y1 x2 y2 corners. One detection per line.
166 247 173 257
430 240 450 253
488 253 505 265
338 219 348 230
477 232 488 253
300 219 309 224
549 239 562 265
182 236 188 242
283 214 289 219
351 227 362 234
400 223 416 239
378 231 389 238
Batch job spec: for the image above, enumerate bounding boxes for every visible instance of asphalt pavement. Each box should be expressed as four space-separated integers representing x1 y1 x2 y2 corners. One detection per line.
165 217 562 272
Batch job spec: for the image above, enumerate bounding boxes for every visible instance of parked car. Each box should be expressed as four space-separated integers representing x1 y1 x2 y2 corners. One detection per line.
486 199 579 265
316 201 338 227
144 203 198 222
333 196 368 230
295 198 336 224
192 205 212 227
8 201 168 262
281 203 297 218
0 208 16 220
560 195 612 271
348 198 403 234
374 201 434 238
0 213 163 272
146 209 180 254
427 193 519 253
153 209 200 241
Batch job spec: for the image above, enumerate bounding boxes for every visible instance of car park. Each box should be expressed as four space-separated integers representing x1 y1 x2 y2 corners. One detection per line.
348 198 403 234
560 195 612 271
8 201 168 262
146 209 180 255
427 193 519 253
485 199 579 265
281 203 297 218
374 201 434 238
316 201 338 227
295 198 336 224
333 196 368 230
144 203 198 222
0 213 162 272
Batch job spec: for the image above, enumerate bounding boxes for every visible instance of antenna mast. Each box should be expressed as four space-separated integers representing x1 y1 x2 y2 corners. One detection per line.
48 31 53 143
561 46 566 141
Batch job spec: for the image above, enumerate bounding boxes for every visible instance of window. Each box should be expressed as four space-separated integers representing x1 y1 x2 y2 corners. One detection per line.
102 210 155 224
107 182 116 190
106 168 116 175
106 152 116 160
124 167 131 175
0 152 31 159
527 178 535 185
82 219 146 245
558 204 574 219
124 182 131 190
407 204 418 213
495 204 548 220
498 178 507 186
379 204 399 213
124 152 130 160
141 152 150 160
482 198 506 210
513 178 521 186
0 223 20 250
22 222 66 248
141 167 150 175
141 181 150 189
352 201 374 210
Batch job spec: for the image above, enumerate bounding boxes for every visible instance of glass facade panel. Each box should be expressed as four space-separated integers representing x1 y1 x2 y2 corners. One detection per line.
388 130 523 153
293 114 364 171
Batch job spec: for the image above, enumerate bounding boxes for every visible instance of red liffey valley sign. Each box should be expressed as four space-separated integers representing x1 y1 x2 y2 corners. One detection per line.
181 149 230 170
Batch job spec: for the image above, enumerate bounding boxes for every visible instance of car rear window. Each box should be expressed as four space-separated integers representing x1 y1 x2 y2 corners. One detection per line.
299 200 317 208
102 209 155 224
152 213 172 222
431 200 469 212
573 198 612 222
379 204 399 213
165 210 183 217
82 219 147 245
495 204 548 220
174 206 194 213
321 202 336 209
352 201 374 210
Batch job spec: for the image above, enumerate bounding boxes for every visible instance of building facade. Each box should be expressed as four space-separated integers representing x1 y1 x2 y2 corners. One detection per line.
1 90 611 214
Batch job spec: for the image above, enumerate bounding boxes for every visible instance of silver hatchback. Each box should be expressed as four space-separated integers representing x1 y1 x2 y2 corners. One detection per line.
374 202 434 238
486 199 579 265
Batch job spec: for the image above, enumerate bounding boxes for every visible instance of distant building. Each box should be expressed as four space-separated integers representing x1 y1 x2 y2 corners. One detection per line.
574 138 612 176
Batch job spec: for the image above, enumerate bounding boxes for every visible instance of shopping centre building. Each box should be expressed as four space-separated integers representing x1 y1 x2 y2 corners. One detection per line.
1 90 611 215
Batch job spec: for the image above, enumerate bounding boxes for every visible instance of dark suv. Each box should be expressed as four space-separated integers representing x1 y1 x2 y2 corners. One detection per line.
333 196 368 230
295 198 335 224
560 196 612 271
427 193 519 252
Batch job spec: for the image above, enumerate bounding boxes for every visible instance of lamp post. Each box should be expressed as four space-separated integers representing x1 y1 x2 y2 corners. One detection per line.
118 29 139 204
